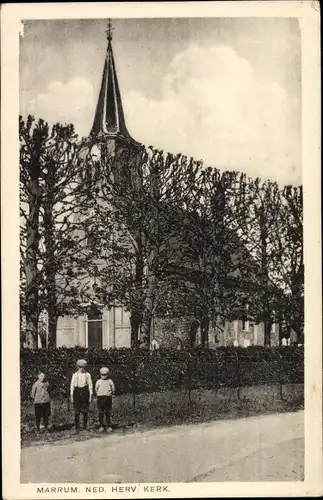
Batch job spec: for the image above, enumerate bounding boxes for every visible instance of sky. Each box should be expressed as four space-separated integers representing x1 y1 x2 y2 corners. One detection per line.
20 18 302 185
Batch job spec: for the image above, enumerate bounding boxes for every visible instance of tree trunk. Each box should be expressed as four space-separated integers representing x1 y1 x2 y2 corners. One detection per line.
47 310 57 349
25 314 38 348
140 312 152 348
45 264 57 348
264 320 271 346
140 268 156 347
200 316 210 348
189 319 199 348
140 233 157 347
140 262 157 347
24 179 41 349
260 207 271 347
38 331 47 349
140 159 160 349
290 274 303 344
45 258 57 348
43 200 57 349
131 235 144 348
20 313 25 349
130 310 141 347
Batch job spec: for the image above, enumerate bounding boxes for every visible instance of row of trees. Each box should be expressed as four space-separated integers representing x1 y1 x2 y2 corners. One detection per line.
20 116 303 348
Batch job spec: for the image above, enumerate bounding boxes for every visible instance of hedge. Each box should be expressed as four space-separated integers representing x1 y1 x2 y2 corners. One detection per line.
20 346 304 401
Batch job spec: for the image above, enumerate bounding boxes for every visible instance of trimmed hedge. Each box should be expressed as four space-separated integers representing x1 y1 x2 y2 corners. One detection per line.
20 346 304 401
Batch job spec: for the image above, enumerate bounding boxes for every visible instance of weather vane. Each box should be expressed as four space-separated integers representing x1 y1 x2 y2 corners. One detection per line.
106 19 114 42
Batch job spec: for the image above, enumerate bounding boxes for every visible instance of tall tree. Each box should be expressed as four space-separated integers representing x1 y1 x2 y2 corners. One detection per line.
236 178 292 345
20 115 97 348
159 168 258 347
20 116 46 347
85 144 203 347
270 185 304 341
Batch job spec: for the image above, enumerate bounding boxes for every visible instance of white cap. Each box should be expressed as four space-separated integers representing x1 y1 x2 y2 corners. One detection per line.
100 367 109 374
77 359 87 367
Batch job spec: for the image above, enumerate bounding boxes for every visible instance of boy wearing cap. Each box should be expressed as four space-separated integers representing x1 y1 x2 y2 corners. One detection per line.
70 359 93 432
95 367 115 432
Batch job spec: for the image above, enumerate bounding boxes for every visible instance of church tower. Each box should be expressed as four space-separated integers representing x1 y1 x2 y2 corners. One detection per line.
56 21 138 349
90 20 140 155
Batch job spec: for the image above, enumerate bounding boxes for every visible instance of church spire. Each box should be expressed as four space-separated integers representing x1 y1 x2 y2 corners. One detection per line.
90 20 136 144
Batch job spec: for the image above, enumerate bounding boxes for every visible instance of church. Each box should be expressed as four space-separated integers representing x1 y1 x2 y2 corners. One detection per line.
56 25 282 350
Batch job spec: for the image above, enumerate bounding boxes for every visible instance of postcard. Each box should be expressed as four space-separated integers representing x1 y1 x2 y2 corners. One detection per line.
1 1 322 498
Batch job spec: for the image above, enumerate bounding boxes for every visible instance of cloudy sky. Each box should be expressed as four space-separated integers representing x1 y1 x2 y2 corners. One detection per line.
20 18 302 185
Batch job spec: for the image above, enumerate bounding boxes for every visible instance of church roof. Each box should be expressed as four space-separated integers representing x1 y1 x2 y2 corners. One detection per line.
90 23 138 146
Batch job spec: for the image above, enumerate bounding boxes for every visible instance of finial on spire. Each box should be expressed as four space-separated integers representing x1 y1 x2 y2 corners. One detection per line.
106 19 114 42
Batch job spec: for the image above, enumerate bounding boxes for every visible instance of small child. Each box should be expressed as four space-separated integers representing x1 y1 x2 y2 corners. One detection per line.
95 367 115 433
70 359 93 433
31 371 51 433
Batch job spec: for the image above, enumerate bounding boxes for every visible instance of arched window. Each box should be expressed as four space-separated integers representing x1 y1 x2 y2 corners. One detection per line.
87 307 103 349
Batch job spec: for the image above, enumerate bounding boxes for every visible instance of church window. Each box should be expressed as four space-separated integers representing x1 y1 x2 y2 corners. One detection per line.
87 307 103 349
115 306 124 325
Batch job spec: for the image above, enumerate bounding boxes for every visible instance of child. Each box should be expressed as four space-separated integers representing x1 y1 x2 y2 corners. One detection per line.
31 371 51 433
95 367 115 432
70 359 93 433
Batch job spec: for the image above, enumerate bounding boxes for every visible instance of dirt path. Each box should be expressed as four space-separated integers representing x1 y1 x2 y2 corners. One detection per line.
21 411 304 483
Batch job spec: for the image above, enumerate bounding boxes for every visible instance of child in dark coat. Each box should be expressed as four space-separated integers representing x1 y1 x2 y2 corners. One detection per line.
31 371 51 433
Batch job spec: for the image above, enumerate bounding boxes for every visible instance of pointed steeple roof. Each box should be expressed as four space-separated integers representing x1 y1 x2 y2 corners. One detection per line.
90 21 138 145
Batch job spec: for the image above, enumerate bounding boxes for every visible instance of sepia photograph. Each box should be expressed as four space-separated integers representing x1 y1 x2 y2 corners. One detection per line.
1 2 322 499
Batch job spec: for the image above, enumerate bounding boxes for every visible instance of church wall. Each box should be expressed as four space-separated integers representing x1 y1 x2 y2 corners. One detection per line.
153 317 193 348
237 321 255 347
271 323 280 346
56 312 282 349
153 317 273 348
114 307 131 348
102 309 110 348
57 316 77 347
213 320 280 347
203 319 281 347
57 305 132 349
76 316 86 346
56 304 283 350
218 320 237 346
253 322 264 345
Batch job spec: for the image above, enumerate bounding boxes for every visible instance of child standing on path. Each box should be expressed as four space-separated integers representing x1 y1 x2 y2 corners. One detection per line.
31 371 51 434
95 367 115 432
70 359 93 433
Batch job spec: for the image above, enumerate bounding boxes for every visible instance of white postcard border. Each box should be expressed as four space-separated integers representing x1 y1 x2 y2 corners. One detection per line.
1 2 322 498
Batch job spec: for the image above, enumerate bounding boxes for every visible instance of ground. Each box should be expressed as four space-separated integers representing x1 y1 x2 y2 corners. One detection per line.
21 410 304 483
21 386 304 446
